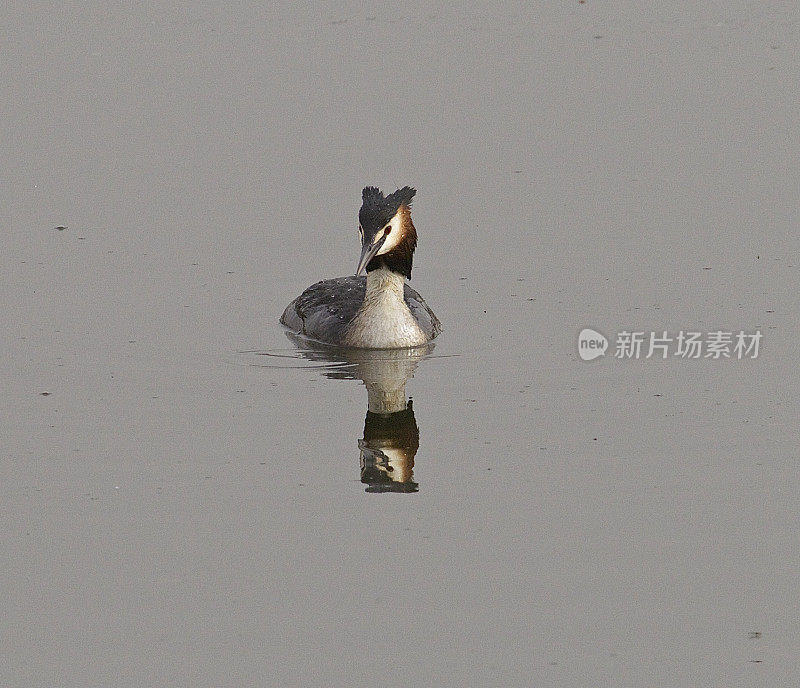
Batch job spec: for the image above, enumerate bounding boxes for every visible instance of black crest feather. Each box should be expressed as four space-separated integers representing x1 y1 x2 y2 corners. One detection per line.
359 186 416 228
362 186 382 203
385 186 416 208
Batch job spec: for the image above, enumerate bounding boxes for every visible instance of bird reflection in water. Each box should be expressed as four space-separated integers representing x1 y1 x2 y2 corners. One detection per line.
284 334 432 493
359 401 419 493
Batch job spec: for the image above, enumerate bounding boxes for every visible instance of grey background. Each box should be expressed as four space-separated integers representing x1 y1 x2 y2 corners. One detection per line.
3 2 798 687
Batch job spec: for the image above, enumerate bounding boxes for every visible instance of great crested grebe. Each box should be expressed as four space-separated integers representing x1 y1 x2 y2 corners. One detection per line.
280 186 441 348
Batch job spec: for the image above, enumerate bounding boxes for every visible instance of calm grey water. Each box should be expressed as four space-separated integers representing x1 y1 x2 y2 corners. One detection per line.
4 3 798 687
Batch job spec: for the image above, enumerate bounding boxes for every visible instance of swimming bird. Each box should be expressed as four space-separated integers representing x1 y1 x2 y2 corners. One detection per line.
280 186 441 348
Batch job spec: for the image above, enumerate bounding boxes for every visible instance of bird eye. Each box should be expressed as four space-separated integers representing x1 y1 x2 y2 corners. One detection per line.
383 224 391 234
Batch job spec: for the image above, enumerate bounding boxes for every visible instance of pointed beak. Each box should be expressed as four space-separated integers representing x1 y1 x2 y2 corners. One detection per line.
356 234 387 276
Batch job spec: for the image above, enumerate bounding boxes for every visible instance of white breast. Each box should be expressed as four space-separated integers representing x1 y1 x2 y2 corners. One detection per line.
344 268 428 348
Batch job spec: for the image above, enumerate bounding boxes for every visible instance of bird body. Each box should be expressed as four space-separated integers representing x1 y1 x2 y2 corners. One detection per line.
281 186 441 348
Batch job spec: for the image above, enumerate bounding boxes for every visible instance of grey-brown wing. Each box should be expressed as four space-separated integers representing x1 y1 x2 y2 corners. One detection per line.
280 276 366 343
404 284 442 340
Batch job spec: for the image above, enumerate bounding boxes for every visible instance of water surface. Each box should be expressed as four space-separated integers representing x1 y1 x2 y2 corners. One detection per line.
4 2 798 687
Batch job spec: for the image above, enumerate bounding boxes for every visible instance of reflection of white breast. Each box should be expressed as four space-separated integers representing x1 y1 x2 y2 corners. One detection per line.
344 268 427 348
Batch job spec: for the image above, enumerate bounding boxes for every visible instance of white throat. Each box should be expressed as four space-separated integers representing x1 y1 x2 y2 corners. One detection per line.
364 266 406 301
344 267 427 348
